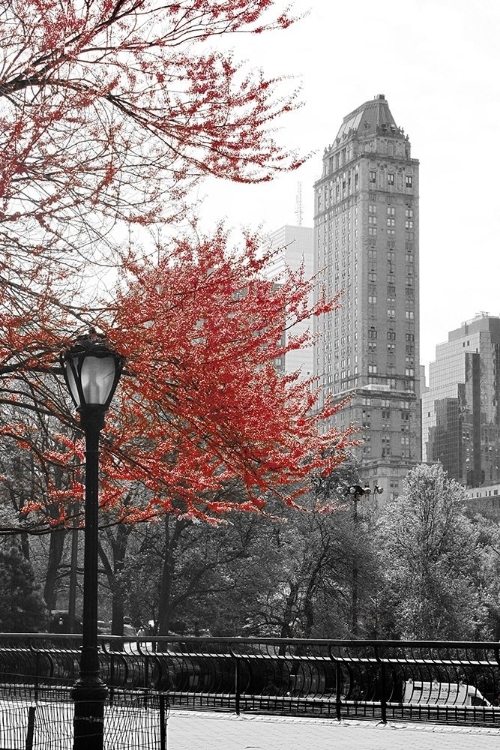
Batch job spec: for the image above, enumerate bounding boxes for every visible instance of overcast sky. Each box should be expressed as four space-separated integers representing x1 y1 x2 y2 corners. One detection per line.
198 0 500 373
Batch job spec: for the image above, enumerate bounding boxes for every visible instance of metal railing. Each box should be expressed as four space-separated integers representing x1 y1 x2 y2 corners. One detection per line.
0 635 499 727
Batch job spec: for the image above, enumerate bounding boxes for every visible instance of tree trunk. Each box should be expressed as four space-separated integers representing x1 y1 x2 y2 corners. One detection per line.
279 581 299 640
98 522 132 636
157 516 190 637
43 528 68 611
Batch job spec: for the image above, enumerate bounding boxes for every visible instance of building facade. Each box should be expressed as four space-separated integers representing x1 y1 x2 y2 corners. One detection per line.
465 482 500 518
265 225 314 380
313 95 421 498
422 313 500 487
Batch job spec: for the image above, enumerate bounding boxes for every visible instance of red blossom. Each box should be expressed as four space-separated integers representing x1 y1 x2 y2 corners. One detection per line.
0 1 354 532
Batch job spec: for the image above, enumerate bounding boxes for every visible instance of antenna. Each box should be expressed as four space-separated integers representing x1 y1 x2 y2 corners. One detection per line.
295 182 303 226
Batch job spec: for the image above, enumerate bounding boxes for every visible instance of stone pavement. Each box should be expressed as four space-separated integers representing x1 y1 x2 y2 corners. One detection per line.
167 711 500 750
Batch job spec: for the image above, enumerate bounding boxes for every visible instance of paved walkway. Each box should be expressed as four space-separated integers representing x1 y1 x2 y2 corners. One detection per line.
167 711 500 750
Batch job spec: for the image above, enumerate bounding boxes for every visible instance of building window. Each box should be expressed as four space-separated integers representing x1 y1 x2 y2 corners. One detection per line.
405 220 414 229
387 206 395 216
368 227 377 236
369 216 377 224
406 175 413 188
369 204 376 214
405 207 413 218
387 174 395 185
388 309 396 319
369 171 376 183
387 218 395 226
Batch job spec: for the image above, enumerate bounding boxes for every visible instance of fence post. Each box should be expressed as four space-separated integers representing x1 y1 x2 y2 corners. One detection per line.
335 660 342 722
144 652 150 707
26 705 36 750
34 651 39 704
159 693 168 750
374 645 387 724
234 654 240 716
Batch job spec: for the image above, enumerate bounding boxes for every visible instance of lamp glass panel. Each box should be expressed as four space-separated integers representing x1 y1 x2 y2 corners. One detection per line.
65 359 81 407
80 355 117 406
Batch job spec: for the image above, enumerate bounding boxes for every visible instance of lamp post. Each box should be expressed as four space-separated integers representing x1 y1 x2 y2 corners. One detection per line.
347 484 383 637
61 334 124 750
347 485 369 637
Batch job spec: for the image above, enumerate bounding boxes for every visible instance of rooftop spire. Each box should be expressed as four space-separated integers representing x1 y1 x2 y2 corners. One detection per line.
335 94 405 141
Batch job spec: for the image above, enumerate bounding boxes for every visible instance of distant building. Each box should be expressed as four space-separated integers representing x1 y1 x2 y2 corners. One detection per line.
313 95 421 500
464 482 500 518
265 225 314 380
422 313 500 487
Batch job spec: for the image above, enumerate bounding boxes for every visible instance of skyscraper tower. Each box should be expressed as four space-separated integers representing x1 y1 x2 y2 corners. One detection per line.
265 225 314 379
313 95 421 498
422 313 500 487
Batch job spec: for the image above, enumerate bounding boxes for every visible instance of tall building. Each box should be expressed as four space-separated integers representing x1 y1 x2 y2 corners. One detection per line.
313 95 421 498
422 313 500 487
265 225 314 380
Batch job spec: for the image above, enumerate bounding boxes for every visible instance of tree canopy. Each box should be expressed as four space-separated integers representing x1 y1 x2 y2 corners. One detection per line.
0 543 48 631
0 0 304 388
23 230 357 525
0 0 357 532
375 464 488 640
1 0 302 246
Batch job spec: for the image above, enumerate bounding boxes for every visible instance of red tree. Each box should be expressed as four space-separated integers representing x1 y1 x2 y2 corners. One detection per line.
23 228 357 527
0 0 305 412
1 0 302 258
0 1 357 532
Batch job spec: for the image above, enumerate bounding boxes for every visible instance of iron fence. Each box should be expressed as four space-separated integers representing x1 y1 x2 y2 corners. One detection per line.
0 634 499 737
0 689 168 749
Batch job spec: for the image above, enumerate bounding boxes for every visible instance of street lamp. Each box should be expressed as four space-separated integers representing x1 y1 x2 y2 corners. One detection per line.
348 484 371 500
61 333 124 750
346 484 383 637
347 484 384 501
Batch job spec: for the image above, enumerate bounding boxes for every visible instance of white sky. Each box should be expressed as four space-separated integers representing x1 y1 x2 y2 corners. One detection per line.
198 0 500 375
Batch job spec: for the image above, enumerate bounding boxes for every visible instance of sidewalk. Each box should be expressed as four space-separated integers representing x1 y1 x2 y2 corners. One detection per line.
167 711 500 750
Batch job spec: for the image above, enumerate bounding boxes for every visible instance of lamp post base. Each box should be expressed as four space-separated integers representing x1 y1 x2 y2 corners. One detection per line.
72 677 108 749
